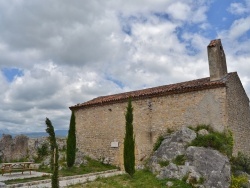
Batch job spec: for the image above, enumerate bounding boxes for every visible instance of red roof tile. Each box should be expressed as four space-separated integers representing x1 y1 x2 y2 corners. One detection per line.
70 72 236 110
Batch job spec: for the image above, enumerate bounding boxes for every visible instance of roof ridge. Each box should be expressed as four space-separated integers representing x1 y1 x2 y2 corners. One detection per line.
70 72 236 109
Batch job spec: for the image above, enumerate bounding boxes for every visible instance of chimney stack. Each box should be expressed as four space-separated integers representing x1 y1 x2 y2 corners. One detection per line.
207 39 228 81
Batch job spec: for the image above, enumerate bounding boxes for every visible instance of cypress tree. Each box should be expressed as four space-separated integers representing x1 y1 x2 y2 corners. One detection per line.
67 111 76 167
123 98 135 177
45 118 59 188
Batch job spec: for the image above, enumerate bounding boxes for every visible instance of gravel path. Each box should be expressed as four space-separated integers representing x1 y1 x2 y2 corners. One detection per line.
1 170 124 188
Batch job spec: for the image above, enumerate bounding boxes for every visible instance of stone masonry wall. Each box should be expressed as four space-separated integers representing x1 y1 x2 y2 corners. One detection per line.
74 87 228 168
226 73 250 155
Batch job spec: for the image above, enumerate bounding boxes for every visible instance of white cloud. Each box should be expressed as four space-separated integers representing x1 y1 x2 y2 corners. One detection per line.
166 2 191 21
0 0 249 133
228 17 250 39
228 2 249 15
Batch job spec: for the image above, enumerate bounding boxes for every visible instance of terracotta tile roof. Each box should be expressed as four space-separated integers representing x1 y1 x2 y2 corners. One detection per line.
70 72 236 110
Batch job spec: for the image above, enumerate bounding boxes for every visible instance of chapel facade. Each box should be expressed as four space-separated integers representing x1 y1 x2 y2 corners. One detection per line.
70 39 250 168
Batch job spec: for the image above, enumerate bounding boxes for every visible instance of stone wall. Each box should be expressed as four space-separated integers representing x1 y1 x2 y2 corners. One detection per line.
74 87 228 168
226 73 250 155
0 134 29 162
0 135 66 162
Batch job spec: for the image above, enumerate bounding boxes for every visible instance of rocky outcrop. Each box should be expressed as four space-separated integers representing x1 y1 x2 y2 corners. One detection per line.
149 127 231 188
0 134 29 162
0 134 88 170
0 134 66 162
186 146 231 188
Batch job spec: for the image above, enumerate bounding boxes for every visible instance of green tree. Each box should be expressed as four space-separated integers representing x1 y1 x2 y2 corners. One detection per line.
67 111 76 168
123 98 135 177
45 118 59 188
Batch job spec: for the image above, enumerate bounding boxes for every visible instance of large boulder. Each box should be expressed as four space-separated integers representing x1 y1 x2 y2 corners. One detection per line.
153 127 196 161
149 128 231 188
149 127 196 173
186 146 231 188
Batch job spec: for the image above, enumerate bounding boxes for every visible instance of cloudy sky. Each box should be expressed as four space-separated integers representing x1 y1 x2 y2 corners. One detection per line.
0 0 250 133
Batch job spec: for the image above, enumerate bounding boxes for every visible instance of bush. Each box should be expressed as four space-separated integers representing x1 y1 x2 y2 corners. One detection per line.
37 143 49 158
231 152 250 174
189 126 233 157
230 175 248 188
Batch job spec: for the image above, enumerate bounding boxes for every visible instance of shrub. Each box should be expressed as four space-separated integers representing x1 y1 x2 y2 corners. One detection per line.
37 143 49 158
153 135 164 151
231 152 250 174
189 126 233 157
230 175 248 188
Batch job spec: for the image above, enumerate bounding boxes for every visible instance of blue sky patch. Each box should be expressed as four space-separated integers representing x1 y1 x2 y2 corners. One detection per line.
2 68 24 82
207 1 235 31
106 75 124 89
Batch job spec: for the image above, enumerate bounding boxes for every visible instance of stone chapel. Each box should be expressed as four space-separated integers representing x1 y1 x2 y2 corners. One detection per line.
70 39 250 168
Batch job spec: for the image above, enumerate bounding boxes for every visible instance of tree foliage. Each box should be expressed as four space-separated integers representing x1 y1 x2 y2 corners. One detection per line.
123 98 135 177
67 111 76 167
45 118 59 188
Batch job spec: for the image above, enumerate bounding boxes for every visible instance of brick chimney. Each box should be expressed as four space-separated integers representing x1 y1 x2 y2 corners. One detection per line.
207 39 228 81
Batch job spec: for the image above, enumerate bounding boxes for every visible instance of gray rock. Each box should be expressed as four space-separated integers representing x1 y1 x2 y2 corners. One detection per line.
166 181 174 187
74 150 86 167
136 164 145 170
169 127 197 144
148 128 231 188
186 146 231 188
197 129 209 136
154 128 196 161
103 157 110 164
186 166 203 186
149 128 196 173
43 157 51 166
157 163 189 180
0 182 6 187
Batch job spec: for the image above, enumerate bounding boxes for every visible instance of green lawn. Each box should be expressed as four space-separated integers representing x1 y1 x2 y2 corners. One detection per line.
3 157 117 185
68 170 192 188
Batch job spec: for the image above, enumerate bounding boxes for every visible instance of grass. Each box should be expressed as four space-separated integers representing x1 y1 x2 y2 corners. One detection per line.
59 157 117 176
159 160 170 167
68 170 192 188
3 157 117 185
153 135 164 151
173 155 186 166
3 175 51 185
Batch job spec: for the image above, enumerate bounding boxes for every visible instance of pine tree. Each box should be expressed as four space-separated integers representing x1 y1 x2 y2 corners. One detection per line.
67 111 76 168
45 118 59 188
123 98 135 177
